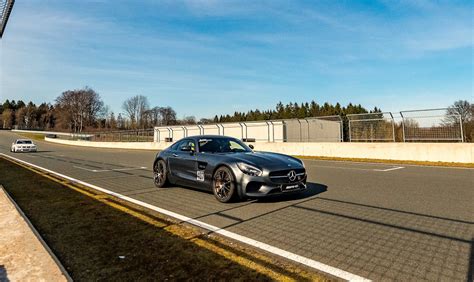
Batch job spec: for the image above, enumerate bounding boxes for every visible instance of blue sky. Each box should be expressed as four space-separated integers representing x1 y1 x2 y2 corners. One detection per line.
0 0 472 118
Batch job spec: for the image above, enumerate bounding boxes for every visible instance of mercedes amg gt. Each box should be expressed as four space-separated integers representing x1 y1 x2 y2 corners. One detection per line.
153 135 307 202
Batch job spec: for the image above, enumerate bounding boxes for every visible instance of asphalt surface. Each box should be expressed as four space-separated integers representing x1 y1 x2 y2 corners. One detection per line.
1 131 473 281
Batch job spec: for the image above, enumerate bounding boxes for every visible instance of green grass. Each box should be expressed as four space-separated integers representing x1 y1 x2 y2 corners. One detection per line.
0 158 327 281
16 132 45 141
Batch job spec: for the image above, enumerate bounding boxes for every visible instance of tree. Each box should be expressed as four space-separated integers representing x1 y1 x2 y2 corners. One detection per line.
444 100 472 124
122 95 150 129
55 87 104 132
181 116 196 125
1 109 14 129
117 113 125 129
158 106 177 125
444 100 473 142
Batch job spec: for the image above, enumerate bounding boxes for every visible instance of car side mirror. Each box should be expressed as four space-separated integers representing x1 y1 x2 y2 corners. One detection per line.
248 144 254 150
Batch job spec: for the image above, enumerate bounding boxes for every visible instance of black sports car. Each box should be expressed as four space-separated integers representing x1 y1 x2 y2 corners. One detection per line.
153 135 307 202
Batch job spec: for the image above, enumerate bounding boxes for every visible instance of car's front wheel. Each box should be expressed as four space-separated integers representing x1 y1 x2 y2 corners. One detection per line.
212 166 237 203
153 159 169 188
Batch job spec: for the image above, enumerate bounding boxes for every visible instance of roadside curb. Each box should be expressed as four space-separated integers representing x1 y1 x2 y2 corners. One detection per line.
0 185 73 282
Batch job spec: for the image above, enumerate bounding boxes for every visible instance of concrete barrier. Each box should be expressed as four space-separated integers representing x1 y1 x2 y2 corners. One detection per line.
250 142 474 164
12 129 75 137
45 138 170 150
44 137 473 164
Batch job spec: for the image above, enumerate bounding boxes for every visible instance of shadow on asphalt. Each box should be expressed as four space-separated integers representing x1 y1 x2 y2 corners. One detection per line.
254 182 327 203
0 265 9 282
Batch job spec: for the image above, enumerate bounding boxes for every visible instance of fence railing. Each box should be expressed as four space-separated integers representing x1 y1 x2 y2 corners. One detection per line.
347 112 395 142
65 129 155 142
400 108 463 142
47 108 466 143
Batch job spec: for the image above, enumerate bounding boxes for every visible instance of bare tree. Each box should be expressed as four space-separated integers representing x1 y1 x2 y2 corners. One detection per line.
122 95 150 128
1 109 14 129
444 100 472 124
181 115 196 125
55 87 104 132
158 106 177 126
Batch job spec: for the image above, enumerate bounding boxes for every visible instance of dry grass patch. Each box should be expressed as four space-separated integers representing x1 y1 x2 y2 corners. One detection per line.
0 158 329 281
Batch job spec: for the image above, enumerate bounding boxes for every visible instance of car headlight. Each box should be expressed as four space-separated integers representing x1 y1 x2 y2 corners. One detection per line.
237 162 262 176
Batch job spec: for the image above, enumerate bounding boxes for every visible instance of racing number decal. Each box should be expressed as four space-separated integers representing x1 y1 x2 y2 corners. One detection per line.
197 170 205 182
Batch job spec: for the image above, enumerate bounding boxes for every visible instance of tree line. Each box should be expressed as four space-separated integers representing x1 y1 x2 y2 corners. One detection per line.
1 86 471 141
0 87 181 132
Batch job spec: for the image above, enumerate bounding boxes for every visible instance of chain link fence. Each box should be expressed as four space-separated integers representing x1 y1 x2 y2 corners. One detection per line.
65 129 155 142
347 112 395 142
400 108 463 142
55 108 465 143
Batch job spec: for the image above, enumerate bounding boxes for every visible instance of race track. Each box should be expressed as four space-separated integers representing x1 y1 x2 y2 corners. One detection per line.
1 131 472 281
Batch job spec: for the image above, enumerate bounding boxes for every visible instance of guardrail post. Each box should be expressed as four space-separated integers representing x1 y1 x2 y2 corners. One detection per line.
348 119 352 142
400 112 406 142
389 112 395 142
304 118 310 142
338 116 343 142
239 122 244 140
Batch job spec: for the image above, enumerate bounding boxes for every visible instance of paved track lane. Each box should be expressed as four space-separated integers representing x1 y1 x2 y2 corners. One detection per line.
1 131 473 281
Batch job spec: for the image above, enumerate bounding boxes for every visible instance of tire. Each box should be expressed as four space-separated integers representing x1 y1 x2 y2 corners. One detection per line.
153 159 169 188
212 166 237 203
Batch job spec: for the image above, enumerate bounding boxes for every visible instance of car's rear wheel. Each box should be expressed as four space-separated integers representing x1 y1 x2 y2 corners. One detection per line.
153 160 169 188
212 166 237 203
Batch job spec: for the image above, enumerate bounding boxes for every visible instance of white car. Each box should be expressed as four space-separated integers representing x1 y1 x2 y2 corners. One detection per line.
11 139 38 153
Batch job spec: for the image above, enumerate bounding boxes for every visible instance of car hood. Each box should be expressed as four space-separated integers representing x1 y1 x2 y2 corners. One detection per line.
229 151 303 170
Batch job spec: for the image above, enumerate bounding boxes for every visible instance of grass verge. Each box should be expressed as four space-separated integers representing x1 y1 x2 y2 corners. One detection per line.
0 158 328 281
16 132 45 141
295 155 474 168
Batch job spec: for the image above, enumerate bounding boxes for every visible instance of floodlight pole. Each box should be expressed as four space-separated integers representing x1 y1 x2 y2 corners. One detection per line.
0 0 15 38
459 115 464 143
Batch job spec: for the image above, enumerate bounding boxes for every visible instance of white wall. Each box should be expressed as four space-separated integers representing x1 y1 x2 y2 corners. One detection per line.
45 138 170 150
12 129 77 137
251 142 474 164
45 137 474 164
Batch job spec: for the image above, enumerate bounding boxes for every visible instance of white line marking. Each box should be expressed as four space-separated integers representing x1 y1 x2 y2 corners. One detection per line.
0 153 369 281
373 166 404 172
311 164 405 172
74 165 147 173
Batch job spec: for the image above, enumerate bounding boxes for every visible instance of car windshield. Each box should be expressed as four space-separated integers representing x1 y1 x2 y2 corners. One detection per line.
17 140 32 144
198 138 251 153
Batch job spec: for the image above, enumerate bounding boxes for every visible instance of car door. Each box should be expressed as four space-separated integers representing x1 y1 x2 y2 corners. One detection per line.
168 139 198 184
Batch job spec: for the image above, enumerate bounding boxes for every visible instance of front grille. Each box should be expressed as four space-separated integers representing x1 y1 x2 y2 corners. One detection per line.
269 168 305 177
269 168 306 184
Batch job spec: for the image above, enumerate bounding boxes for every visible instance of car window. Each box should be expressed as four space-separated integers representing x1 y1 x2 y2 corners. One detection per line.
179 140 195 151
229 140 246 152
170 141 183 151
199 138 250 153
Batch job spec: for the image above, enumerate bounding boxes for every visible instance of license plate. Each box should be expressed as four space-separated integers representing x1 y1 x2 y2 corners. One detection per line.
283 184 300 191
